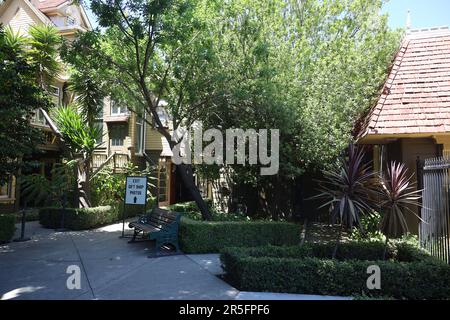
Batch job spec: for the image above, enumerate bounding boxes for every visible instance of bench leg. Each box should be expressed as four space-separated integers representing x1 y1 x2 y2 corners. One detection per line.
128 229 140 243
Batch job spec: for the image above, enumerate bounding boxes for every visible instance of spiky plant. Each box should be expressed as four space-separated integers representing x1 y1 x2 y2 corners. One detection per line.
69 70 107 127
27 25 61 87
3 27 26 54
52 105 102 207
314 145 379 258
378 161 422 258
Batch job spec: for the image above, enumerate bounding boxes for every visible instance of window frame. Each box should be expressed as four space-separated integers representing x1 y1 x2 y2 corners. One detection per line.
111 101 128 116
135 116 144 155
110 125 126 147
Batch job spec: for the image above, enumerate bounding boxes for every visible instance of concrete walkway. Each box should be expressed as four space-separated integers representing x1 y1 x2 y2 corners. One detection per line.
0 221 350 300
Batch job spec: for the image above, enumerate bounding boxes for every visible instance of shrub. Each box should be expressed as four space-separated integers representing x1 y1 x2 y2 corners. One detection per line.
220 242 450 299
0 214 16 243
38 205 137 230
179 217 300 253
14 210 40 223
168 200 248 221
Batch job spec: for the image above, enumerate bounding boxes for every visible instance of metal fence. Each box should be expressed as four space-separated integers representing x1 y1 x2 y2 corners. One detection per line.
420 156 450 264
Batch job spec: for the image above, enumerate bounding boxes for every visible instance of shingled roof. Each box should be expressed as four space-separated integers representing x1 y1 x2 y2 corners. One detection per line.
31 0 68 10
359 27 450 138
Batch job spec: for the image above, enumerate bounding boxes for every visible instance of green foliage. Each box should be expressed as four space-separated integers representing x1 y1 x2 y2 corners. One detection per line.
0 214 16 243
313 145 379 229
179 217 300 253
220 243 450 299
0 27 50 182
167 200 248 221
91 163 157 206
27 25 61 86
69 68 107 126
14 210 40 223
20 160 77 207
62 0 400 219
351 211 384 241
38 205 136 230
52 105 101 156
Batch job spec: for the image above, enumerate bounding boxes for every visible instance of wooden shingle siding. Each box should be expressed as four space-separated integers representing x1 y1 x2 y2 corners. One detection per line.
146 128 164 150
1 3 36 35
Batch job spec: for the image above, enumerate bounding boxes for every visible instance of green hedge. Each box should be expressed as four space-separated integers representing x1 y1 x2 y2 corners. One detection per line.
221 243 450 299
39 205 132 230
0 214 16 243
179 217 300 253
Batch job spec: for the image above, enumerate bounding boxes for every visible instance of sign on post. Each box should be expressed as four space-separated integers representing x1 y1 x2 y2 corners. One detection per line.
125 176 148 205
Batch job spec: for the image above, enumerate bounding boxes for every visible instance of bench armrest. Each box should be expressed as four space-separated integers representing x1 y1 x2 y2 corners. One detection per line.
138 214 150 224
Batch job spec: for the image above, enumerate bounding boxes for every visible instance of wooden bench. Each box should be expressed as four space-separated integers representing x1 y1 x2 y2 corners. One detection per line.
128 207 181 252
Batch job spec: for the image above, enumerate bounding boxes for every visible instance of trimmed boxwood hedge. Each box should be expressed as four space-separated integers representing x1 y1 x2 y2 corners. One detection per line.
39 205 136 230
0 214 16 243
220 242 450 299
179 217 300 253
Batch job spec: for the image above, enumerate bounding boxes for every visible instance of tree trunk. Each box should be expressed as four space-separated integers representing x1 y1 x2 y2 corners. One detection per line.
176 163 212 221
383 236 390 260
77 159 91 208
300 218 309 245
332 224 343 259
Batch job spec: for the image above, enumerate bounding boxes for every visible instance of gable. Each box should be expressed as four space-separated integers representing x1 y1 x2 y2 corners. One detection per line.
0 0 42 35
0 0 51 35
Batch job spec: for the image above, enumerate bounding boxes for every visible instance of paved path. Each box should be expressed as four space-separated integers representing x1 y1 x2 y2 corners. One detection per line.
0 221 351 300
0 221 237 300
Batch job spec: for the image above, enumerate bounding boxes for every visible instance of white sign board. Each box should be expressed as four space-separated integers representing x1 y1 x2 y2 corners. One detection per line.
125 176 147 205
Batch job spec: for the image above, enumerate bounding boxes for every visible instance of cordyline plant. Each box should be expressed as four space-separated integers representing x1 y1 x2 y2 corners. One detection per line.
313 145 379 258
378 161 422 258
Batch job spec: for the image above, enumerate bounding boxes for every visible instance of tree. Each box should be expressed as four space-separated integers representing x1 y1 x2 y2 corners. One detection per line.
28 25 61 88
378 161 422 258
0 26 50 184
195 0 400 218
69 68 107 127
63 0 225 220
52 105 102 207
64 0 400 219
313 145 378 258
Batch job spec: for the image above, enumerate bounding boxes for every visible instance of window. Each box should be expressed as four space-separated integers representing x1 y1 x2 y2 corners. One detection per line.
31 108 47 126
48 85 60 97
66 16 75 26
94 120 104 144
0 178 12 199
111 101 128 115
135 117 143 154
94 109 104 144
110 125 126 146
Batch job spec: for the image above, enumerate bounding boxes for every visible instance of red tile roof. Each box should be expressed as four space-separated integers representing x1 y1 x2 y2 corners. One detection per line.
31 0 68 10
360 27 450 137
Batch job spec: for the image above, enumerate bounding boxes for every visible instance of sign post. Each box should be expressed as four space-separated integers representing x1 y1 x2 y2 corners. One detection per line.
120 176 148 238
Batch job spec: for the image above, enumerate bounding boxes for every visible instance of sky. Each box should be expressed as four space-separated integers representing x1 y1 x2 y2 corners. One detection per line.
85 0 450 31
383 0 450 30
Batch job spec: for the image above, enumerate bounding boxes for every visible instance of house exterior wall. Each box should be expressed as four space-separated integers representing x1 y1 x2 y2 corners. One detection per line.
370 137 441 235
0 0 41 35
400 138 440 234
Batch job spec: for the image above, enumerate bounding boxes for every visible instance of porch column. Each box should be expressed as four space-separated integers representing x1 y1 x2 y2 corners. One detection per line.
433 136 450 156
